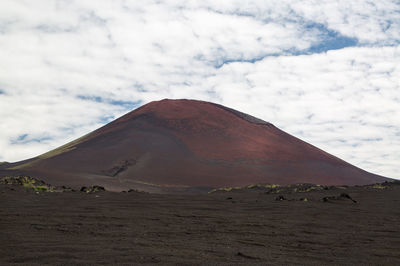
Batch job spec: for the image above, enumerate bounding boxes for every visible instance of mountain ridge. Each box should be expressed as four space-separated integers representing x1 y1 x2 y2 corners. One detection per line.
0 99 390 193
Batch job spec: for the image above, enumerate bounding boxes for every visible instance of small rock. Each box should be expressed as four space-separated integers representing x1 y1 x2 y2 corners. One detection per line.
340 193 357 203
80 186 105 193
275 195 286 201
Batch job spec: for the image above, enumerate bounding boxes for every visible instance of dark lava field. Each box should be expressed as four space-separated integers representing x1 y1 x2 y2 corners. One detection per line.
1 178 399 265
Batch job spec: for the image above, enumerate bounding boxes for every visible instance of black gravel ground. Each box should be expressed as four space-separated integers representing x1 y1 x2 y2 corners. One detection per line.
1 181 400 265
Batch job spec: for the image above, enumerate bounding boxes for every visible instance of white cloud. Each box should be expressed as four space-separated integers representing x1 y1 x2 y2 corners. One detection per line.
0 0 399 179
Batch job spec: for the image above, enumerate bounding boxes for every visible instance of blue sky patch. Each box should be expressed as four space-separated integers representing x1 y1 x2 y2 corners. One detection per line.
214 55 275 68
16 134 28 142
77 94 141 110
305 23 358 53
213 23 358 68
361 137 383 142
11 134 53 145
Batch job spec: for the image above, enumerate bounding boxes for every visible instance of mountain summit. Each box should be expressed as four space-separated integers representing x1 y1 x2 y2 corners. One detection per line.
1 99 389 192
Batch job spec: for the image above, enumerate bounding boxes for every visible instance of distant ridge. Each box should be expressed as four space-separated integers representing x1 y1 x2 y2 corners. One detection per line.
213 103 274 126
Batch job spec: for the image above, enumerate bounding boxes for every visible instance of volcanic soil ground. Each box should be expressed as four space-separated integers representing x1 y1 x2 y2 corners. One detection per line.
1 182 400 265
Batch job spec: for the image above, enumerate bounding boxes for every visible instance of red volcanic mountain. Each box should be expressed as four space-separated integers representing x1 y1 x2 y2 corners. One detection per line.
1 99 389 192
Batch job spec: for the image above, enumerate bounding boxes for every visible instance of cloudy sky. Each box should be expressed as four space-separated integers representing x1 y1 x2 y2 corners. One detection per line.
0 0 399 179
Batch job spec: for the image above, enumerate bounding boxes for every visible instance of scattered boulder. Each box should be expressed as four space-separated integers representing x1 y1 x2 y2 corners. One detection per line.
340 193 357 203
80 186 105 193
1 176 54 192
322 197 330 202
236 252 259 260
275 195 286 201
322 193 357 203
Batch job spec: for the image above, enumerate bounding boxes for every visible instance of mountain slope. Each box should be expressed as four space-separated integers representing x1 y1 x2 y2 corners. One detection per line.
2 99 389 192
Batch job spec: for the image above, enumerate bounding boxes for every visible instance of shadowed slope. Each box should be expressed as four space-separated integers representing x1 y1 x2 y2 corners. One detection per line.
2 99 389 192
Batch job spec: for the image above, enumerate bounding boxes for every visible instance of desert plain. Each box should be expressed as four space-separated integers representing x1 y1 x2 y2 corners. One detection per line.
1 178 399 265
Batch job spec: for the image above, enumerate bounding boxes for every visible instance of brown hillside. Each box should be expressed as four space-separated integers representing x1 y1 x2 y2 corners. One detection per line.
1 99 389 192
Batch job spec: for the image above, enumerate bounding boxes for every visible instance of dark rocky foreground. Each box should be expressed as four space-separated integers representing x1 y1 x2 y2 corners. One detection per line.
1 178 400 265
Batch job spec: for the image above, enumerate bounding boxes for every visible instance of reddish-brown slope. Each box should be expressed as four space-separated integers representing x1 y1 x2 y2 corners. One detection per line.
2 99 389 192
